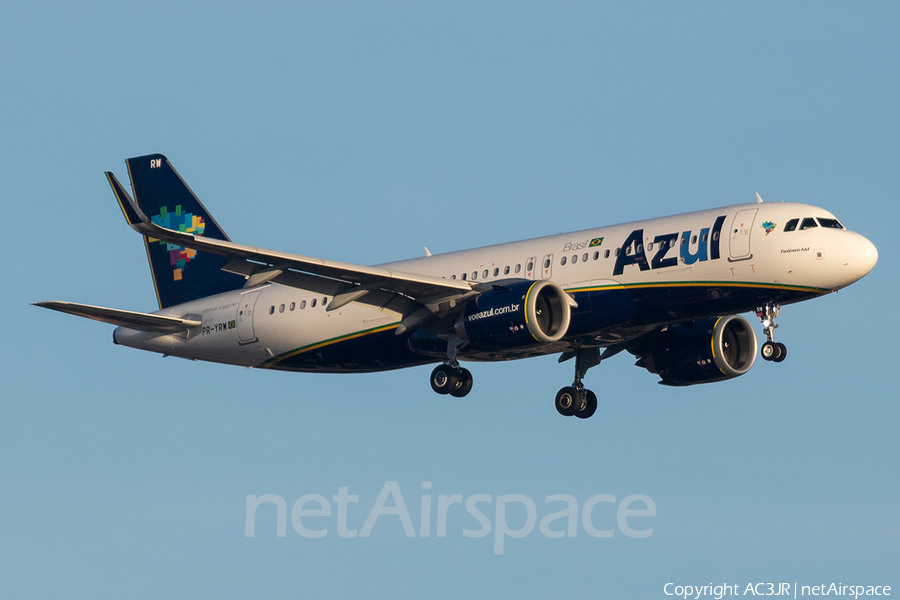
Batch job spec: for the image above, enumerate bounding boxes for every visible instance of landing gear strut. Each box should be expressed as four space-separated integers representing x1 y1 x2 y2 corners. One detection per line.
555 347 600 419
430 335 473 398
756 304 787 363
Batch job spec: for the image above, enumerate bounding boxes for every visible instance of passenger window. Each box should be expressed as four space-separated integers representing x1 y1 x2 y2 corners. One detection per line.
702 233 708 243
515 264 521 273
322 297 327 306
527 261 534 271
681 236 687 246
450 274 456 280
493 268 499 277
300 300 307 309
290 302 295 311
615 248 620 257
636 244 642 253
561 256 567 266
800 218 818 230
544 259 551 269
593 251 599 260
311 298 317 308
269 306 274 315
604 250 610 259
482 269 488 279
504 266 510 275
582 253 588 262
625 246 632 256
279 304 285 313
472 272 478 280
817 218 844 229
712 231 719 241
784 219 799 232
691 235 697 244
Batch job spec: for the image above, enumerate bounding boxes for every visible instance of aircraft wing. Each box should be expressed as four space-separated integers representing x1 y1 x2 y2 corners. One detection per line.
107 172 476 317
34 301 201 332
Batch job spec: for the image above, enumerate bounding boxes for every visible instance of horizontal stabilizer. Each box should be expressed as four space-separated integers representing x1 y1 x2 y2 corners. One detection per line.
34 301 201 333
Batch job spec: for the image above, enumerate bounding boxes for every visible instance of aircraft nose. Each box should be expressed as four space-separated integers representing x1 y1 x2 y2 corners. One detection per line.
857 235 878 274
844 232 878 284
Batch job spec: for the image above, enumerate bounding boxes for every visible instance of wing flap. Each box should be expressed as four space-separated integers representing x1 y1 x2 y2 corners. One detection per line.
34 301 201 333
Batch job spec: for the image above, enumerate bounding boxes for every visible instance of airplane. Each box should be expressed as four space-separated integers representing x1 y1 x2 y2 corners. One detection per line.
36 154 878 419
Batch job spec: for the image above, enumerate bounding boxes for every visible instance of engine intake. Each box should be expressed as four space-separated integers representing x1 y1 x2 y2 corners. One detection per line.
636 315 757 386
454 280 572 349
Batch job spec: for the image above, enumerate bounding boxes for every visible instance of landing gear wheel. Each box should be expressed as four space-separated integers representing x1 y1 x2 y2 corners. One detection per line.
430 364 460 395
555 386 580 417
773 342 787 363
761 341 776 361
449 368 473 397
575 389 597 419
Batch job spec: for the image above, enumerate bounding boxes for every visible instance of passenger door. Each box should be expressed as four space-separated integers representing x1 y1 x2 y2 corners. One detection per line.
729 208 757 261
236 290 261 345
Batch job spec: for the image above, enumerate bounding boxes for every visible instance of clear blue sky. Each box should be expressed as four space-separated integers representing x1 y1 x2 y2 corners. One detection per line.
2 2 897 598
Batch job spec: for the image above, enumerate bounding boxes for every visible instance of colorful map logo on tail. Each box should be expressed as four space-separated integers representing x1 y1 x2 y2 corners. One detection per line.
149 205 206 280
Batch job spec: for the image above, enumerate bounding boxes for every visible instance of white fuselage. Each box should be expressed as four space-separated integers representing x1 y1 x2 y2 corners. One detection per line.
112 202 877 371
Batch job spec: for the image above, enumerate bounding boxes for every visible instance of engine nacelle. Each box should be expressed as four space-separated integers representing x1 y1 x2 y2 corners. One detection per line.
454 280 572 350
636 315 757 386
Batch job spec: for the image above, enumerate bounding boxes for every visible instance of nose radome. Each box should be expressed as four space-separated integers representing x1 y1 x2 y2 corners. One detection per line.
844 233 878 285
858 235 878 276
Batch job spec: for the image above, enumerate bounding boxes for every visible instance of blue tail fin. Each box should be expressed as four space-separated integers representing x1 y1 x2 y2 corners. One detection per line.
124 153 245 309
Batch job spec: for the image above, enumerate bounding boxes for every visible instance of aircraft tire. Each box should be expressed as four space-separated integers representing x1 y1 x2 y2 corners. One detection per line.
555 386 580 417
449 368 473 397
761 341 776 361
575 389 597 419
431 365 460 395
773 342 787 363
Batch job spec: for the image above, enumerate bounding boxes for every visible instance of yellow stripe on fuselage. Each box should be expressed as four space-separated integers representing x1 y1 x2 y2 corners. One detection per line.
564 281 828 294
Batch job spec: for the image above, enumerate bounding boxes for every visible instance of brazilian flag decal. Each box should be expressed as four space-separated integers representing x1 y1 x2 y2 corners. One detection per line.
589 238 604 247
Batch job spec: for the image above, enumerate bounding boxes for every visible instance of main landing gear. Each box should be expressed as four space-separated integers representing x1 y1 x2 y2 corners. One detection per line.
555 347 601 419
430 363 473 397
430 335 473 398
756 304 787 363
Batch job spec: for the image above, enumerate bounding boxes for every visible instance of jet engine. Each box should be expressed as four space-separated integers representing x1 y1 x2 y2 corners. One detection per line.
634 315 757 386
453 280 572 350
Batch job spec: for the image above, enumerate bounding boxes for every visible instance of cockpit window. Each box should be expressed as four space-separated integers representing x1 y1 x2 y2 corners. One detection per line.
817 218 844 229
799 218 818 230
784 219 799 232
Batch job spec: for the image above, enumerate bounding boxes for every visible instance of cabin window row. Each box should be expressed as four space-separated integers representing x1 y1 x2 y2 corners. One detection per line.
444 231 726 278
268 297 329 315
449 263 526 281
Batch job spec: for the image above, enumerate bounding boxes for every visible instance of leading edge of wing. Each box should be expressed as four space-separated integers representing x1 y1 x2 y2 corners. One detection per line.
104 171 474 300
34 301 201 332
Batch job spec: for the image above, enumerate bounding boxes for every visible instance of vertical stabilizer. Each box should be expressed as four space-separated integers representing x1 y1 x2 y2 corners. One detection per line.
123 153 245 309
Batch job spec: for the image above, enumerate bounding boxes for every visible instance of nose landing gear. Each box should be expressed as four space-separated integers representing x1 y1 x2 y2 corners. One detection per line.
756 304 787 363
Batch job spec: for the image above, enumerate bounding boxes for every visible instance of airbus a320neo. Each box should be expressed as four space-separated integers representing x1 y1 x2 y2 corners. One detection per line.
37 154 878 418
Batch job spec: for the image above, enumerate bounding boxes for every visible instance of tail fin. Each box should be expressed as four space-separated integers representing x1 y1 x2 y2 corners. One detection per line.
120 153 245 309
